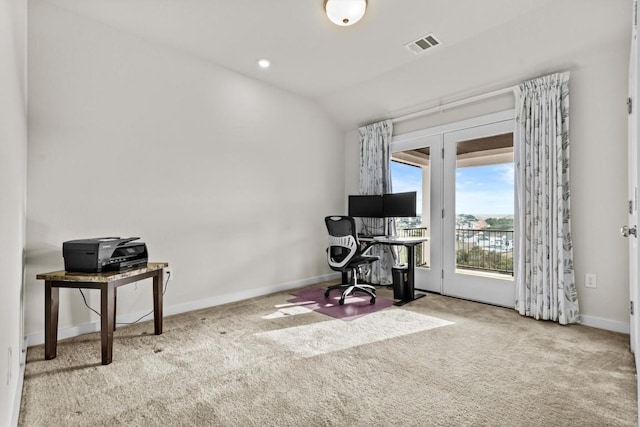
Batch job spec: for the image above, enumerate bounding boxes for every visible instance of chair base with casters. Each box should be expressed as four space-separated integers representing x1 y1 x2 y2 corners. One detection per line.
324 216 380 306
324 268 376 305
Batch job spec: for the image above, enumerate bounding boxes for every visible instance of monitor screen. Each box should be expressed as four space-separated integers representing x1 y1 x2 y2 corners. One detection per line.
348 195 384 218
383 192 417 217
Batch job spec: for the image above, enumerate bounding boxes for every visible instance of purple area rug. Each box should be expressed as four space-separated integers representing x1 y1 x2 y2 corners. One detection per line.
288 287 395 321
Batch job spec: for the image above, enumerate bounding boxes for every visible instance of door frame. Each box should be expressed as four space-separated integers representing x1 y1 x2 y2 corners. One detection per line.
628 1 639 418
628 0 639 358
442 118 516 307
391 110 515 305
390 133 443 293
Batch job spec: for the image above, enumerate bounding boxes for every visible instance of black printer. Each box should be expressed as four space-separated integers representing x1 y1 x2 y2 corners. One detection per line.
63 237 148 273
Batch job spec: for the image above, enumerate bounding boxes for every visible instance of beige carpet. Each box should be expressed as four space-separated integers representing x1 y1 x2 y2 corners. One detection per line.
19 283 637 426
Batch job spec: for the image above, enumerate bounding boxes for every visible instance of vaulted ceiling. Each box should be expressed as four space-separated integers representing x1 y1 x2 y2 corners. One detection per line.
40 0 631 129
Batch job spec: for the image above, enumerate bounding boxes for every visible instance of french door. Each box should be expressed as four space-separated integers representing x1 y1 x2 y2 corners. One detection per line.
442 119 516 307
390 111 516 307
391 133 443 294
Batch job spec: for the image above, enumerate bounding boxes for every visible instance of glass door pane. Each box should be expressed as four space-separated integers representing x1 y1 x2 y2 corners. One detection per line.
391 159 428 268
455 133 514 277
443 120 516 307
390 134 442 293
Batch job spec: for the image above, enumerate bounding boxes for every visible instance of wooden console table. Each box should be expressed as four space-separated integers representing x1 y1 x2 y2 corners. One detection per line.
36 262 168 365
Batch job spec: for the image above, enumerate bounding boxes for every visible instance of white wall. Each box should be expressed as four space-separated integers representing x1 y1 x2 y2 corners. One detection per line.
345 42 631 331
570 44 630 330
0 0 27 424
25 1 344 341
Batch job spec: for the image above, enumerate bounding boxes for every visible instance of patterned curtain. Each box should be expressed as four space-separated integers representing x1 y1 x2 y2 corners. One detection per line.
359 120 395 285
514 72 579 324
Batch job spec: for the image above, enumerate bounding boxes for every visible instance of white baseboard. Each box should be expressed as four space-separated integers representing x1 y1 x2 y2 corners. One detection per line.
162 272 339 318
11 336 27 427
580 314 630 334
26 272 340 347
27 273 630 347
26 321 100 347
636 351 640 420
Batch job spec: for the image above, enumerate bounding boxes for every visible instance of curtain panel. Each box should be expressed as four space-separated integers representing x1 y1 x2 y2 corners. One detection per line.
358 120 394 285
514 72 579 325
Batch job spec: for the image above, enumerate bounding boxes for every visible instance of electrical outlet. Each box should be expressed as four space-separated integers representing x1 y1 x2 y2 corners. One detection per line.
165 267 173 281
585 273 597 288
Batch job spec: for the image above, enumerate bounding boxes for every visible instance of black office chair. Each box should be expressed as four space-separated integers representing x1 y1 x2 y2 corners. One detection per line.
324 215 379 305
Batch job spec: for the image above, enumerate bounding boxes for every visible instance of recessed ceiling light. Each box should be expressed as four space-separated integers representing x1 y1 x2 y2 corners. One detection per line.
257 59 271 69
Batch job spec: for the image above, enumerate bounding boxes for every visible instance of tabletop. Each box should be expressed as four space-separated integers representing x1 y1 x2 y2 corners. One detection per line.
36 262 168 283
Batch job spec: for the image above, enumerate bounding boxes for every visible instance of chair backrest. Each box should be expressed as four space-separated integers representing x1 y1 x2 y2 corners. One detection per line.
325 216 360 270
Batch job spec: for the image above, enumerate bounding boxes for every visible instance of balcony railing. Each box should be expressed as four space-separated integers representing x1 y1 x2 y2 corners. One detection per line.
396 227 514 276
396 227 428 267
398 227 429 238
456 228 514 276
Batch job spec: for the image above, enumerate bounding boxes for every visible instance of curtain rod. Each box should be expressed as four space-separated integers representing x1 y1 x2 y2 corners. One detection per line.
391 86 517 124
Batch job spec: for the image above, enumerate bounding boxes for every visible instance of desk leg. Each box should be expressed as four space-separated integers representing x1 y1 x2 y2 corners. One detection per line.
44 282 59 360
153 270 163 335
394 244 427 306
100 284 115 365
407 245 416 298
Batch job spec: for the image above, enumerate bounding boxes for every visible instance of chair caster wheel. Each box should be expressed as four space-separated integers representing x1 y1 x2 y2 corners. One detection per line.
370 297 376 305
339 298 345 305
324 290 330 298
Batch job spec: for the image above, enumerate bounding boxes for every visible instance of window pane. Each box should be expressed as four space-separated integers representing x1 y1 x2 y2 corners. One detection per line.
455 133 514 276
391 155 429 269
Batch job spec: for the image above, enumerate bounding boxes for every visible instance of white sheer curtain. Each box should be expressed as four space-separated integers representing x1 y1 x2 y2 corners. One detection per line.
359 120 395 285
514 72 579 324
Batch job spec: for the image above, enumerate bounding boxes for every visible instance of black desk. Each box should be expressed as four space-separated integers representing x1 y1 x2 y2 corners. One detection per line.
361 236 429 305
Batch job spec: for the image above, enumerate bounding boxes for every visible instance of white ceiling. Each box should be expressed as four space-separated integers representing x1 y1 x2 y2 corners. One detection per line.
41 0 631 129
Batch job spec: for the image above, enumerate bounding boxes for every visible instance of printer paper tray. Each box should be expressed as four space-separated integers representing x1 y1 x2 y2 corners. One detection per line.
110 258 148 271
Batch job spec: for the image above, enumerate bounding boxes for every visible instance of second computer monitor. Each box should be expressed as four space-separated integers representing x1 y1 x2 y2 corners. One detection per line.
383 191 417 217
348 195 384 218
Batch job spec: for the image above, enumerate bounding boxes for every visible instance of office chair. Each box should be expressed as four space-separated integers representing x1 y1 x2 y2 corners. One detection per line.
324 215 379 305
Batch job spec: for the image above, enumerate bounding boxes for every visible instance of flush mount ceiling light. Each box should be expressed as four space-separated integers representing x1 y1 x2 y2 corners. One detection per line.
324 0 367 26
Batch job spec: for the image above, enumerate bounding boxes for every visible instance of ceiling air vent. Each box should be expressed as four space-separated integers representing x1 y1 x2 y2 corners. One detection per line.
404 33 441 55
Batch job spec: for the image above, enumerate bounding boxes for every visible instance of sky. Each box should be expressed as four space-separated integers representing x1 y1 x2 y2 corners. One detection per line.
391 161 514 216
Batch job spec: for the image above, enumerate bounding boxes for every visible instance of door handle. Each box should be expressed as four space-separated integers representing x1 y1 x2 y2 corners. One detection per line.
621 225 637 238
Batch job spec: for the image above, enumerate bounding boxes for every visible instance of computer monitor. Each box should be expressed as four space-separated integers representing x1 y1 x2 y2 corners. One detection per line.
383 191 417 217
348 195 384 218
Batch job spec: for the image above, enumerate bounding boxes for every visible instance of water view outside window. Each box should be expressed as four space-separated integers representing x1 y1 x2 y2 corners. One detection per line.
455 163 514 276
391 153 514 276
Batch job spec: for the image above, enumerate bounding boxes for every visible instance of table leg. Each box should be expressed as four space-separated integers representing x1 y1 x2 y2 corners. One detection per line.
153 270 163 335
100 284 115 365
44 282 59 360
113 287 117 331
